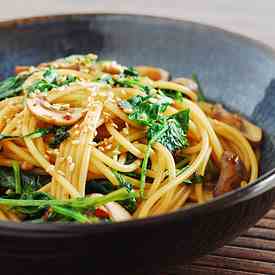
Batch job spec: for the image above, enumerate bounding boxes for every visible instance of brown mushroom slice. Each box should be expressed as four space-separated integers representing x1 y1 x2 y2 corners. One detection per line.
214 151 248 197
26 97 87 126
212 104 243 130
241 118 262 145
15 66 31 75
135 66 170 81
101 61 124 75
172 77 198 92
210 104 262 144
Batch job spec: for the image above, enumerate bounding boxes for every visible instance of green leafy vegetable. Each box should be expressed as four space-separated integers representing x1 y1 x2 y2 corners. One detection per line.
2 191 51 218
0 172 136 222
0 187 133 208
27 68 77 94
0 133 20 141
128 95 172 126
192 173 204 184
51 205 93 223
48 126 70 148
12 161 21 194
113 171 137 213
123 67 139 77
24 126 70 148
161 89 184 102
147 110 189 152
192 73 206 101
25 127 52 139
98 74 114 85
85 179 115 195
182 173 204 185
0 166 50 193
126 92 190 198
204 159 219 181
0 73 29 100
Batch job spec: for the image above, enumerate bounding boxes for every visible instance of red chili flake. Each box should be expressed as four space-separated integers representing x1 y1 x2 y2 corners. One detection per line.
63 114 72 120
95 208 110 218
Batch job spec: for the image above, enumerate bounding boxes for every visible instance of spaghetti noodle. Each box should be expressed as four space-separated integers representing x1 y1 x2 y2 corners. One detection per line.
0 53 261 223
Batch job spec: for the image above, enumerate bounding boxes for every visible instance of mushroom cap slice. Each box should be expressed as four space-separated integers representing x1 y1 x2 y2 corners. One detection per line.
200 103 262 144
26 97 87 126
172 77 199 92
105 202 132 222
135 66 170 81
89 193 132 222
214 151 248 197
241 118 262 145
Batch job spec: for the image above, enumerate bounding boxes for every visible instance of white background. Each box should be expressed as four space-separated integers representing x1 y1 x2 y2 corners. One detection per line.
0 1 274 48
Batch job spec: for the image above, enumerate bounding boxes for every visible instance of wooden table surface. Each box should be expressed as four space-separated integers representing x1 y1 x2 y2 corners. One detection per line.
1 1 275 274
181 205 275 274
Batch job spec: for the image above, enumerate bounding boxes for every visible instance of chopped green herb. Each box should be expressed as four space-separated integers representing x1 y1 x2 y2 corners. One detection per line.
128 95 172 126
27 68 77 94
161 89 184 102
123 67 139 77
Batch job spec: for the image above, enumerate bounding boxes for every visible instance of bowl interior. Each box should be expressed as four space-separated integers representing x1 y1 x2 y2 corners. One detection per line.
0 14 275 174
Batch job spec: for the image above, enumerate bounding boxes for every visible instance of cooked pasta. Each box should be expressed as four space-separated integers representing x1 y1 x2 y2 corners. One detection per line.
0 53 262 223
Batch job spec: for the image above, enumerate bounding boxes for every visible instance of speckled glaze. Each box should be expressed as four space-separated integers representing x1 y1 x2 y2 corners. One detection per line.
0 14 275 275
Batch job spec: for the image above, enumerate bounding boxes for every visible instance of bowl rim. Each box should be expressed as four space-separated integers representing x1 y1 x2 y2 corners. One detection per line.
0 12 275 236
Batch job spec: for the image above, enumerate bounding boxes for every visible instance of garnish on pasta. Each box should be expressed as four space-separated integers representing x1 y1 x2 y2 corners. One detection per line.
0 53 261 223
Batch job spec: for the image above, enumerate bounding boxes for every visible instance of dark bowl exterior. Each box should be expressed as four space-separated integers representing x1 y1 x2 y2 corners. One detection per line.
0 14 275 275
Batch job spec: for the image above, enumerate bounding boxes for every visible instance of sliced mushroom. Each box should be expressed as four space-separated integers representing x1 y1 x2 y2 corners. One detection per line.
135 66 170 81
26 97 87 126
205 103 262 144
214 151 248 197
15 66 31 75
172 77 198 92
212 104 243 129
241 118 262 145
89 193 132 222
105 202 132 222
101 61 124 75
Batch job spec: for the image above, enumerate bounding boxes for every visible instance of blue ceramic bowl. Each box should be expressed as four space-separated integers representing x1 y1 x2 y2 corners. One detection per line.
0 14 275 275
